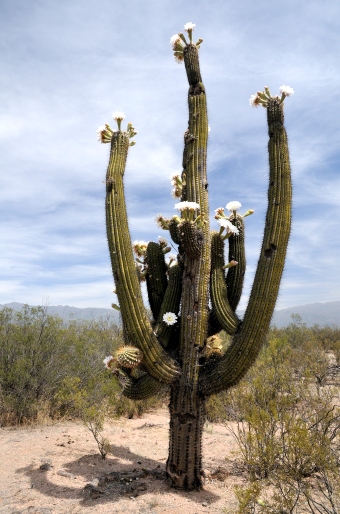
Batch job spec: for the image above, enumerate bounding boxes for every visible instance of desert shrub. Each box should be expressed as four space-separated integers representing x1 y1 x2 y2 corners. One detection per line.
224 334 340 513
0 305 71 424
0 305 168 426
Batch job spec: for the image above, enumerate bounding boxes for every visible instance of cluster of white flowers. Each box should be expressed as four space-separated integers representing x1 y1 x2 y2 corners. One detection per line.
158 236 168 248
170 173 181 185
132 240 148 257
163 312 178 326
214 207 225 219
166 253 178 266
170 173 183 198
214 200 251 238
170 33 185 63
170 22 202 63
217 218 239 236
97 112 137 145
155 214 170 230
215 202 241 219
96 123 114 144
97 125 106 141
249 85 294 108
126 122 137 146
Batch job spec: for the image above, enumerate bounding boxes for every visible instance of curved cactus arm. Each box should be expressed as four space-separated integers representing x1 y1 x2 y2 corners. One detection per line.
154 263 182 348
145 242 168 320
207 308 223 337
210 231 240 335
105 131 179 383
226 215 246 311
200 98 292 396
169 218 181 244
122 372 164 400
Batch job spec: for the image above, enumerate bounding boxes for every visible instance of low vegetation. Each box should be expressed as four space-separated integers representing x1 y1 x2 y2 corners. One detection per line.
219 316 340 513
0 306 339 511
0 305 163 427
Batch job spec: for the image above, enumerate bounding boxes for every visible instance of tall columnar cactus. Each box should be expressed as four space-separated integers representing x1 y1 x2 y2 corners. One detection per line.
99 22 293 491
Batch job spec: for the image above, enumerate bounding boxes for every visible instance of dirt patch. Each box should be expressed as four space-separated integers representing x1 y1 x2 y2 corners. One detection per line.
0 409 245 513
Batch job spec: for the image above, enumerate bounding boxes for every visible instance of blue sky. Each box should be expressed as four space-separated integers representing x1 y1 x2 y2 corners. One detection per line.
1 0 339 311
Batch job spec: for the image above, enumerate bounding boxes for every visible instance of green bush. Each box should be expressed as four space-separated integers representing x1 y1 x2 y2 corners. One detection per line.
224 332 340 513
0 305 160 425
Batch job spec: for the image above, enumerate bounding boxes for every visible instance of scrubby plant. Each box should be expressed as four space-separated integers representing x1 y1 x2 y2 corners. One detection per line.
224 336 340 513
99 22 293 490
0 305 142 425
55 375 115 459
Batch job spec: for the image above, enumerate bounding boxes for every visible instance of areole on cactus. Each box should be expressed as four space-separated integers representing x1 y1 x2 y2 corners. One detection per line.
99 22 293 491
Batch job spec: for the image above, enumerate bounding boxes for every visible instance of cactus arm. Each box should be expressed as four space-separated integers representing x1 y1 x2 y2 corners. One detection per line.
207 308 223 337
210 232 240 335
169 218 181 244
145 242 168 320
226 215 246 311
200 98 292 395
106 132 179 383
122 372 163 400
154 264 182 348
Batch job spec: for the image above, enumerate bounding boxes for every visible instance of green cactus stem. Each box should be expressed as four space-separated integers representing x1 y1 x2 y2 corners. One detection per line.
105 131 179 383
154 263 182 349
226 215 246 311
145 242 168 320
210 232 240 335
122 372 164 400
200 98 292 395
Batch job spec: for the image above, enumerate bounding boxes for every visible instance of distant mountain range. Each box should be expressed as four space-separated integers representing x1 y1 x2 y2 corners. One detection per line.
1 301 340 328
0 302 120 324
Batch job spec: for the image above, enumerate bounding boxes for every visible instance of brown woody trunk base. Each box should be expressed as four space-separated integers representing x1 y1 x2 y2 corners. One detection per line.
166 384 206 490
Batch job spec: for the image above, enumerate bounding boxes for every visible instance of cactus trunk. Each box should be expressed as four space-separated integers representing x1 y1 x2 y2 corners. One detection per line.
167 384 205 489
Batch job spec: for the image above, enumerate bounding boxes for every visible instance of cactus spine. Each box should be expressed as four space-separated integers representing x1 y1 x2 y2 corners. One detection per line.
100 25 293 491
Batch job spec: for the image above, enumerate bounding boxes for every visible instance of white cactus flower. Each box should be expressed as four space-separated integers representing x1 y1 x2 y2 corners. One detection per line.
158 236 168 247
249 94 260 108
184 22 196 32
279 85 294 97
163 312 178 325
170 34 181 49
174 201 200 211
218 218 239 235
226 201 242 212
103 356 114 369
112 111 126 121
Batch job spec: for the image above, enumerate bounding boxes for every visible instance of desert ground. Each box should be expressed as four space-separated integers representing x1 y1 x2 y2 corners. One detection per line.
0 409 245 514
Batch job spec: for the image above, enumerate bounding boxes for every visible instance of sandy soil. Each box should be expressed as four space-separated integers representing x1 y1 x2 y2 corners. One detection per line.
0 409 245 514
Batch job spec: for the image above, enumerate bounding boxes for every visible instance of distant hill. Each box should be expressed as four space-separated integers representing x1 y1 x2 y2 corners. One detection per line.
270 301 340 328
0 302 120 324
1 301 340 328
